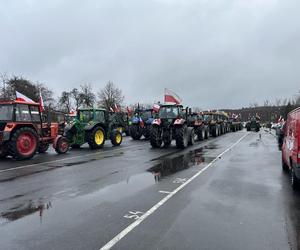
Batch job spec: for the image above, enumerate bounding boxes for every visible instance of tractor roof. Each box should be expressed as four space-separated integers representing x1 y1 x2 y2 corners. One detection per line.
160 104 183 108
78 108 106 111
0 100 40 106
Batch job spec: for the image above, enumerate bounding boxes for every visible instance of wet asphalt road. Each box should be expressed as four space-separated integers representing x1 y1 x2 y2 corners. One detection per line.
0 130 300 250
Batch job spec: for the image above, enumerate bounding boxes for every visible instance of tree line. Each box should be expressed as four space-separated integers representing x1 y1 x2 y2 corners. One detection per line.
0 74 124 113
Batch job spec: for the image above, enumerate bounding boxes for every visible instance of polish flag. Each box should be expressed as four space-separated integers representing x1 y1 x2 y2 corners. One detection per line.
164 88 182 104
16 91 35 103
152 103 160 112
39 90 45 112
114 104 120 112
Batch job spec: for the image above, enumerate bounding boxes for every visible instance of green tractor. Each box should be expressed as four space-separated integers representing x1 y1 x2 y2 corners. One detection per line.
64 108 123 149
246 116 261 132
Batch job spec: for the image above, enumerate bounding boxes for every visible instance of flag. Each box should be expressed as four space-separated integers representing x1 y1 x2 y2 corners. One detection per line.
164 88 182 104
16 91 35 103
152 103 160 112
114 104 120 112
39 90 45 112
110 107 114 112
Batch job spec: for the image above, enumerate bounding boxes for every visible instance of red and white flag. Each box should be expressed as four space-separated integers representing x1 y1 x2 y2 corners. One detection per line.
110 107 114 112
164 88 182 104
114 104 120 113
152 103 160 112
16 91 35 103
39 90 45 112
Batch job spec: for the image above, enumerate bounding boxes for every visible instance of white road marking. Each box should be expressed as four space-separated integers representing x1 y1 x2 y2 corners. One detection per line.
0 144 142 174
99 132 249 250
173 178 187 184
123 211 144 220
158 191 171 194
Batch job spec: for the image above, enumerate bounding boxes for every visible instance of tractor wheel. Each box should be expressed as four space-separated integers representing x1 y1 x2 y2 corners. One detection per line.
88 127 105 149
197 128 205 141
211 126 217 137
188 128 195 146
143 126 151 140
38 143 49 153
55 137 69 154
150 126 162 148
130 125 142 140
111 130 123 146
205 129 209 139
9 127 38 160
163 138 171 148
175 125 188 149
0 143 9 158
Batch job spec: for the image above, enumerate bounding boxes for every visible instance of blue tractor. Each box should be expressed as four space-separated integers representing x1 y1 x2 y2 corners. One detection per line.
130 109 155 140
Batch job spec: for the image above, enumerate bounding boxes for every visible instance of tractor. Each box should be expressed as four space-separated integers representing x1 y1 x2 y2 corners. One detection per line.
229 116 243 132
187 110 209 141
0 100 68 160
202 111 222 137
150 104 195 149
246 116 261 132
109 111 130 136
130 109 155 140
63 108 122 149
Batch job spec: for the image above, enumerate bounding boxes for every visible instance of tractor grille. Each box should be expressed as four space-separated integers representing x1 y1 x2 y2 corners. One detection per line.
0 122 6 132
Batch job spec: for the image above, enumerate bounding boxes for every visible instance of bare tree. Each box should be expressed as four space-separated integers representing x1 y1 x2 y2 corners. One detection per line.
274 98 282 106
263 100 270 107
98 81 124 110
70 88 83 109
79 83 96 108
59 91 72 113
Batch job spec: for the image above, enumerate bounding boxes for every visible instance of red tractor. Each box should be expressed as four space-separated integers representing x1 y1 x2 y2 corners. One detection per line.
150 104 195 149
0 100 69 160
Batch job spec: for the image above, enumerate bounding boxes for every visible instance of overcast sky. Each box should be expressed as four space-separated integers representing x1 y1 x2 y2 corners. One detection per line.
0 0 299 109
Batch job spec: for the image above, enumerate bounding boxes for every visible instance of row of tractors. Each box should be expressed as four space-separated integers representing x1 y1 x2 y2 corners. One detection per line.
129 104 243 149
0 100 243 160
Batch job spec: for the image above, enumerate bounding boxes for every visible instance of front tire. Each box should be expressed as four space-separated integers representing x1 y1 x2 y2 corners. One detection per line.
55 137 69 154
111 130 123 146
38 143 49 153
130 125 142 140
88 127 105 149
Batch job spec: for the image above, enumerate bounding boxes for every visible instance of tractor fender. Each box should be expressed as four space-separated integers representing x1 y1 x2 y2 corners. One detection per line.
52 135 63 149
152 119 161 126
174 119 185 125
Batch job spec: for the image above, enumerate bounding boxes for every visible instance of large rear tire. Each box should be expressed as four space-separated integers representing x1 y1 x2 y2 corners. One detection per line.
150 126 162 148
197 128 205 141
9 127 38 160
130 125 142 140
188 128 195 146
88 127 105 149
111 130 123 146
175 125 188 149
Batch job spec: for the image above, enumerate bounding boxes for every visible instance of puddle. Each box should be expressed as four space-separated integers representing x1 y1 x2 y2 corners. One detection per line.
147 147 216 182
0 200 52 225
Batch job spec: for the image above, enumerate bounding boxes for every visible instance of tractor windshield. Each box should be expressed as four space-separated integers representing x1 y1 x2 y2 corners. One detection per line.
203 115 211 121
159 106 179 119
141 111 152 120
0 104 13 121
78 110 93 123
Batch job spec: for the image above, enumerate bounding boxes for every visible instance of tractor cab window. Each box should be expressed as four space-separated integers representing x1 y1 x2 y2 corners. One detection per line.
16 104 31 122
141 111 152 120
79 110 93 123
204 115 211 121
95 110 105 123
159 106 179 119
29 106 41 122
0 105 13 121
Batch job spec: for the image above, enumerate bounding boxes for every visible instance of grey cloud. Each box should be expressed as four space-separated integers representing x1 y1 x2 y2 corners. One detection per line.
0 0 299 109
